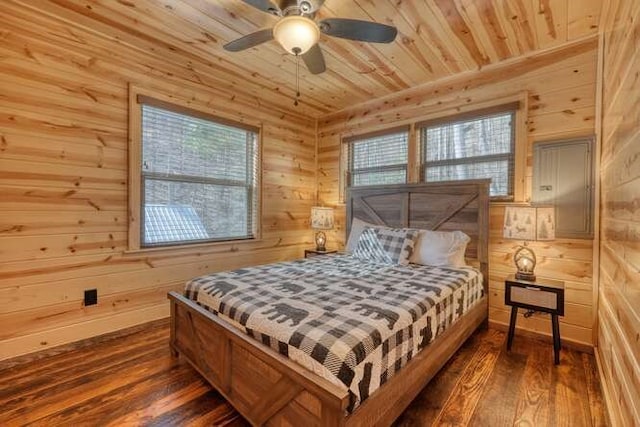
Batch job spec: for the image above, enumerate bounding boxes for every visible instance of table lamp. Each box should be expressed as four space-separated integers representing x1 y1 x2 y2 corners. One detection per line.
503 206 555 281
310 206 334 252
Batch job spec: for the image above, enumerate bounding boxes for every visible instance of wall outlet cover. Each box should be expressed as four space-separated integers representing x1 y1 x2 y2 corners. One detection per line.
84 289 98 306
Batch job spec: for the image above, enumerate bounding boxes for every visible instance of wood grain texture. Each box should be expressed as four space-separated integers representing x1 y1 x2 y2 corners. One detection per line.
467 341 528 425
597 0 640 425
512 337 556 425
0 1 317 361
317 41 598 347
0 0 600 118
0 320 606 427
428 329 504 425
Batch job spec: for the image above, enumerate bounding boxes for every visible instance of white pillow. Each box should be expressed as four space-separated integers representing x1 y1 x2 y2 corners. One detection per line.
410 230 470 267
345 217 379 253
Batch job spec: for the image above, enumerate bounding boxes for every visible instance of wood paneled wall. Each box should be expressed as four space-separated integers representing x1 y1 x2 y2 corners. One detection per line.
318 37 598 348
0 2 316 361
0 1 607 366
597 0 640 424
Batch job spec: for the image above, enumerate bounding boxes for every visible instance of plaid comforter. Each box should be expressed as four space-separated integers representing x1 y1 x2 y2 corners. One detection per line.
185 254 483 412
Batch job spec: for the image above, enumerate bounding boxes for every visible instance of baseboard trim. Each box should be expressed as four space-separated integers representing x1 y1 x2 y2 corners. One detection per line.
0 318 169 370
489 320 593 354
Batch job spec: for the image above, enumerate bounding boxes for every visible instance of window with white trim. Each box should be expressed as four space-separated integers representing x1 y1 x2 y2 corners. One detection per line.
419 106 516 199
344 127 409 189
137 97 259 247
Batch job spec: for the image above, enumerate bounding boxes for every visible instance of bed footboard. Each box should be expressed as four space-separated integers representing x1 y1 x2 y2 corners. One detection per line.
169 291 488 427
168 291 350 427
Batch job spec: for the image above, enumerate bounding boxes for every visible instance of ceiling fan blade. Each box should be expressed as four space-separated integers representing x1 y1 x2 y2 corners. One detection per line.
302 44 326 74
319 18 398 43
223 29 274 52
241 0 281 15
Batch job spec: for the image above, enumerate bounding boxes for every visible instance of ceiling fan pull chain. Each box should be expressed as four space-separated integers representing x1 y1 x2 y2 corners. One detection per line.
293 47 301 106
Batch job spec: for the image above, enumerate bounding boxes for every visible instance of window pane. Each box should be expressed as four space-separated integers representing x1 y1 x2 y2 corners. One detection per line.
347 129 409 188
424 113 513 162
425 160 510 196
143 179 250 245
422 110 515 198
352 169 407 186
140 102 258 247
142 105 252 182
352 131 408 169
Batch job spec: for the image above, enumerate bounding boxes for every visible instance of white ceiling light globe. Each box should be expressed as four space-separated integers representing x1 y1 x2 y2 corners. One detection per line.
273 16 320 55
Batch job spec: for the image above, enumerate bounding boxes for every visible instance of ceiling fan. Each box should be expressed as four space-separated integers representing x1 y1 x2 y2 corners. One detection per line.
224 0 399 75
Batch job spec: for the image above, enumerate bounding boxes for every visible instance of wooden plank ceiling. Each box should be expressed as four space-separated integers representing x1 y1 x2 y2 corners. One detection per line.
21 0 601 117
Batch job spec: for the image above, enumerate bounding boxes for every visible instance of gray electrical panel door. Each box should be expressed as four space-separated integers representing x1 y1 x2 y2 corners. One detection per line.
533 137 594 239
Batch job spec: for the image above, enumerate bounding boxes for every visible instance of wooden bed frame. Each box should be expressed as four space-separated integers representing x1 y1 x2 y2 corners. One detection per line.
168 179 490 426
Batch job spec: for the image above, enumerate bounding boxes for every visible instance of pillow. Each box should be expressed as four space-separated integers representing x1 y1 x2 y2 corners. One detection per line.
410 230 471 267
352 226 419 265
345 217 379 253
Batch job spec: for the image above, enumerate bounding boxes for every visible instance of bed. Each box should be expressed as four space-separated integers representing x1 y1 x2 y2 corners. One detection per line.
168 180 490 426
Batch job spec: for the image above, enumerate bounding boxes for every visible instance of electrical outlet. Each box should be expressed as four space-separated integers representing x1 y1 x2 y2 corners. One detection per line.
84 289 98 306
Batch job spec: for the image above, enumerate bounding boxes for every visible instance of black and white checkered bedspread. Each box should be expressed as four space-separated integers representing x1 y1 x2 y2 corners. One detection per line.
185 254 484 413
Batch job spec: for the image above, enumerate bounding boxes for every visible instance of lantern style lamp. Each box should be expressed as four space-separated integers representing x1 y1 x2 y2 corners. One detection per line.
310 207 334 252
503 206 556 282
513 244 537 281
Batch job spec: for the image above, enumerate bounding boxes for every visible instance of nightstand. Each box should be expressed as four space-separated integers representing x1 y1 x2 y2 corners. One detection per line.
505 275 565 364
304 249 337 258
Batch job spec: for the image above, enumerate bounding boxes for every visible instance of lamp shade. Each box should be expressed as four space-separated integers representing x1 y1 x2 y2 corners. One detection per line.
273 16 320 55
536 207 556 240
503 206 536 241
310 207 334 230
503 206 556 241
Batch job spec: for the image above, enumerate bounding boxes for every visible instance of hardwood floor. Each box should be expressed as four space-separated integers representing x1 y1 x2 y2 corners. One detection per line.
0 320 607 426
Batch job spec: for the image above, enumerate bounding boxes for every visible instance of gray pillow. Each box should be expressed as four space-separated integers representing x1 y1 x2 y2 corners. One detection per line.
345 217 378 253
352 226 419 265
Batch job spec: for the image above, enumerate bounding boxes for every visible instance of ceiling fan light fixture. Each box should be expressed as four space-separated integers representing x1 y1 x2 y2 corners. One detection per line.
273 16 319 55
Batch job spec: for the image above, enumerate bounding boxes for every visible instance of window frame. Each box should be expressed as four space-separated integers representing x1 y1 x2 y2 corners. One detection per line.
337 93 527 204
342 125 411 195
418 103 518 201
128 85 262 251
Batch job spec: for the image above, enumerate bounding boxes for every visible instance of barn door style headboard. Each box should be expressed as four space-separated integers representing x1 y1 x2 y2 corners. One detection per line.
346 180 490 291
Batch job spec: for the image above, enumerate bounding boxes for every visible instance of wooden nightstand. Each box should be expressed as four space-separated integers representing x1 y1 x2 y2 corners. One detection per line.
505 275 565 364
304 249 337 258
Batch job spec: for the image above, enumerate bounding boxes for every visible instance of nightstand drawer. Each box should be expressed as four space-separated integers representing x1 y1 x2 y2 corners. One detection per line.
510 286 557 310
504 276 564 316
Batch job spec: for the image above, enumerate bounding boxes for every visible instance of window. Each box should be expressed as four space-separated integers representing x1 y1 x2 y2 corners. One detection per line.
134 95 259 247
344 127 409 188
419 105 517 199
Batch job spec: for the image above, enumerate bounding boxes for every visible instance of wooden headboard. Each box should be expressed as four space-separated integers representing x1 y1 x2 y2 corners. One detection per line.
346 180 490 291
